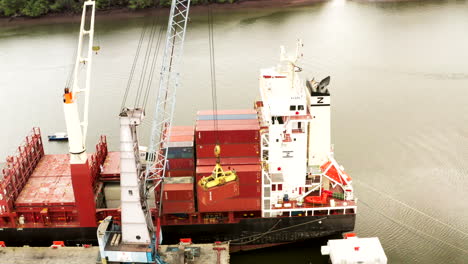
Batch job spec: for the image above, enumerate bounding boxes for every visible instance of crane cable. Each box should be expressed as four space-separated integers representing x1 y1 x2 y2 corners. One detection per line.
134 14 161 108
142 25 165 110
121 20 150 110
208 5 220 162
65 44 78 90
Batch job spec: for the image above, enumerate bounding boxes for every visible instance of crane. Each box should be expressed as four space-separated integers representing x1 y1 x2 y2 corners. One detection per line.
62 0 97 228
97 0 191 263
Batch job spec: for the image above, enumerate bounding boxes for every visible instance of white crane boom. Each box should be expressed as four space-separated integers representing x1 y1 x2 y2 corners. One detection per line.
63 0 96 164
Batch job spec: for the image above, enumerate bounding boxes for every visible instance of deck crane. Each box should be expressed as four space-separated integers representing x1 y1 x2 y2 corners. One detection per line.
97 0 191 263
62 0 98 228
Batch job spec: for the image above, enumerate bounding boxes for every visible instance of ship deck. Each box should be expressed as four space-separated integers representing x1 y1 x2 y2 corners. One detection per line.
15 154 75 207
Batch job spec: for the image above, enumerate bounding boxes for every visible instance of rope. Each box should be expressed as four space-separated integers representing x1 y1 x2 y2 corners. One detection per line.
227 217 327 245
121 19 149 110
359 199 468 255
134 15 160 108
230 219 282 245
354 180 468 238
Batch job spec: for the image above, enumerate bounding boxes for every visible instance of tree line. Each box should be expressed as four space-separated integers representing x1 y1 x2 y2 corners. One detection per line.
0 0 237 18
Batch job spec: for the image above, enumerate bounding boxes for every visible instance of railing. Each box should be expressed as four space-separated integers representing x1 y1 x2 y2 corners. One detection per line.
0 128 44 215
90 135 108 191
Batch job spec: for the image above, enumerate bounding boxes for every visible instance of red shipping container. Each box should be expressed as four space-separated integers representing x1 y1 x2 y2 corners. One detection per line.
171 126 194 131
237 184 261 198
196 143 259 158
197 180 240 206
165 169 194 177
166 158 194 170
162 200 195 214
163 177 194 201
197 157 260 166
170 131 194 137
195 125 260 144
197 197 261 212
196 119 259 126
196 165 261 185
197 109 257 116
169 135 194 142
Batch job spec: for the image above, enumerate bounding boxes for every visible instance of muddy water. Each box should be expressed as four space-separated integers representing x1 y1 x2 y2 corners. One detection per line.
1 0 468 263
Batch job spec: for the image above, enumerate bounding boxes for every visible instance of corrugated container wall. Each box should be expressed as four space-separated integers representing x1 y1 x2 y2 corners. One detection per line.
195 110 262 212
163 126 195 177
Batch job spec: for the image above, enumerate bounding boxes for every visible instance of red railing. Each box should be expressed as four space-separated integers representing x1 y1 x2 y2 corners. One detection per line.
0 128 44 216
90 135 108 191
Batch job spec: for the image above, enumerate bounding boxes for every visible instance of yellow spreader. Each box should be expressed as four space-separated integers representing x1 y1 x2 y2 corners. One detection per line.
198 144 238 189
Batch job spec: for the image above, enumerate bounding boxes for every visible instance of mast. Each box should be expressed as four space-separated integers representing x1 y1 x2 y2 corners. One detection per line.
62 0 97 227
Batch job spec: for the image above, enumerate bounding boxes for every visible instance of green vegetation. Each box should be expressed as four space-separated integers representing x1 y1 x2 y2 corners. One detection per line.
0 0 239 18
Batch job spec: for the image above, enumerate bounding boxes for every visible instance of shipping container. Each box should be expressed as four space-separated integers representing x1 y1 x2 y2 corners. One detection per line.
162 148 194 159
196 119 259 126
197 197 261 213
163 177 194 201
162 200 195 214
171 126 195 131
237 184 261 198
196 143 259 158
196 157 260 166
196 109 257 116
196 165 261 185
165 169 194 177
166 158 194 170
197 114 258 121
169 135 194 142
195 125 260 145
197 180 240 206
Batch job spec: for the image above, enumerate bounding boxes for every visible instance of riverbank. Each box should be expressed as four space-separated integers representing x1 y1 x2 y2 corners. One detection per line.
0 0 326 28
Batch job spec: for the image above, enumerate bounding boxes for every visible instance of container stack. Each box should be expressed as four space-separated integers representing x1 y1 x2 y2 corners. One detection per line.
164 126 195 177
162 177 195 214
195 109 262 212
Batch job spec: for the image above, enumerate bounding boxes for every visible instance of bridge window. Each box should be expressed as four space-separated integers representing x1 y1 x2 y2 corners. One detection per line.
290 105 296 111
298 105 304 110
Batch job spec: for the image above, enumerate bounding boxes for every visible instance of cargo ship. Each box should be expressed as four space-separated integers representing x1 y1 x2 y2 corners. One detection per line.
0 46 356 252
0 0 356 251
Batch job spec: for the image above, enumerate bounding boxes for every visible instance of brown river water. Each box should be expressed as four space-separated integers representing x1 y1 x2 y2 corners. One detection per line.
1 0 468 263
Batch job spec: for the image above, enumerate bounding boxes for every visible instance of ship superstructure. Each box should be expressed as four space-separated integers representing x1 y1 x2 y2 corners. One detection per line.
258 42 355 220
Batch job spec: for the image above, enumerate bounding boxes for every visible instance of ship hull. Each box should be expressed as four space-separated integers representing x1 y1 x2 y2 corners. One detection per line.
162 214 355 252
0 214 354 250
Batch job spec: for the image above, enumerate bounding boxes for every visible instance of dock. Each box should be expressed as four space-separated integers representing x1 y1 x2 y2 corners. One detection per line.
0 246 99 264
0 242 229 264
159 242 229 264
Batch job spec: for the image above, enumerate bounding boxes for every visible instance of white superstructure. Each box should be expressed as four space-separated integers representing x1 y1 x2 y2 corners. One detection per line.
257 41 356 217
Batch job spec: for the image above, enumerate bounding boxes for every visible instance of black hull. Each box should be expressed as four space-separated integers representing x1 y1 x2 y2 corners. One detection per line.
0 214 355 248
162 214 355 246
